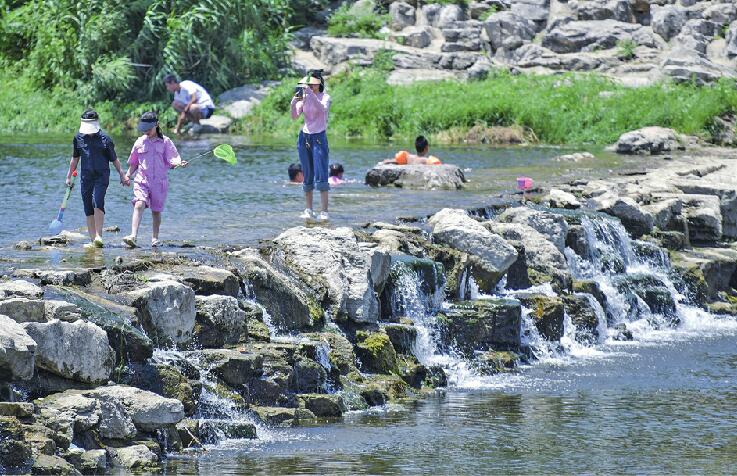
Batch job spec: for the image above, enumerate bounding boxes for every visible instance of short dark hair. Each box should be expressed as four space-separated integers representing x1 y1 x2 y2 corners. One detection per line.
163 74 178 84
81 109 98 120
288 163 302 181
415 135 429 154
329 163 344 177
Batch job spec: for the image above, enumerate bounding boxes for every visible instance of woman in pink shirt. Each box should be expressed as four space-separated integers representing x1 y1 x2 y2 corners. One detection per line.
290 70 332 223
122 112 187 248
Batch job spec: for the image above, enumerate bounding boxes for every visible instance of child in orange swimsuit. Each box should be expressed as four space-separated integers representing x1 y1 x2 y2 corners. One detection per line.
382 135 441 165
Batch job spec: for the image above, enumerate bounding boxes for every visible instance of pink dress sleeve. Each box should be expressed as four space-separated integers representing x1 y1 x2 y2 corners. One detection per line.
291 97 304 120
128 139 141 168
163 137 181 169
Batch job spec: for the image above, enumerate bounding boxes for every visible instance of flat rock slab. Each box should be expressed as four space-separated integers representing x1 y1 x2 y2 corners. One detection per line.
365 164 466 190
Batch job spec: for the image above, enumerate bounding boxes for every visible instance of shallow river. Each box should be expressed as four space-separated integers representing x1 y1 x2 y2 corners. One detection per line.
1 134 645 249
164 326 737 475
4 135 735 475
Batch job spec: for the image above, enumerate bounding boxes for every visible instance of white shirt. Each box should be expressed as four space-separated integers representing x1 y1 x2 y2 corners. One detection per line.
173 80 214 109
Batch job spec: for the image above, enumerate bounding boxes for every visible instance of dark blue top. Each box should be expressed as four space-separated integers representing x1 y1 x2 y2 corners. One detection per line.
73 132 117 175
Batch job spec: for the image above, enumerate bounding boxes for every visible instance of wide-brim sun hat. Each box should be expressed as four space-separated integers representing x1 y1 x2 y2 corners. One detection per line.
137 113 159 133
79 109 100 134
297 75 322 86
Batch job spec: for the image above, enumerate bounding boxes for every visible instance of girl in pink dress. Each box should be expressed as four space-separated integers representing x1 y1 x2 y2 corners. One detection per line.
122 112 187 248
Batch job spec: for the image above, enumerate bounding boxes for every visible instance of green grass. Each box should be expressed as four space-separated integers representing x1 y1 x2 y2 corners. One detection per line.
238 69 737 145
0 68 174 134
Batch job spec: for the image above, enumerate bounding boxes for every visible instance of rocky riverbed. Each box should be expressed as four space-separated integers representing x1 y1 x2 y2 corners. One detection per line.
1 140 737 473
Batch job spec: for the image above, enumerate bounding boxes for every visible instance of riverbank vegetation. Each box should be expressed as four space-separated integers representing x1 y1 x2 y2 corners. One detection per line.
239 68 737 145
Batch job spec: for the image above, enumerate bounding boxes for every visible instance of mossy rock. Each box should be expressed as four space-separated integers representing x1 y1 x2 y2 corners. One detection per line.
297 394 346 418
354 331 399 374
303 331 358 376
472 351 519 376
362 374 413 402
436 299 522 355
156 365 196 416
396 355 447 389
516 294 564 341
0 416 32 472
246 316 271 342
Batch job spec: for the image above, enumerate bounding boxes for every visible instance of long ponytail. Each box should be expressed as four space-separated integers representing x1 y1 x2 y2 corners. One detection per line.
156 125 163 139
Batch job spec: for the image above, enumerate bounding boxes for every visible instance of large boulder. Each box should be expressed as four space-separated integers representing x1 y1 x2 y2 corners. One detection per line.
218 83 272 119
562 294 602 344
297 394 346 417
126 280 196 346
612 273 677 322
180 265 239 297
651 5 686 41
0 314 36 381
615 126 683 155
511 0 549 31
436 4 465 28
354 331 399 374
588 195 654 238
22 320 114 384
0 280 43 300
195 349 264 388
545 189 581 210
671 181 737 240
88 386 185 432
365 164 466 190
485 222 572 291
0 298 45 323
108 444 158 470
436 299 522 354
197 115 232 134
194 295 247 348
517 294 565 341
484 11 536 51
230 249 322 331
496 206 569 251
273 227 380 324
542 20 657 54
678 194 723 243
389 1 416 30
428 209 517 289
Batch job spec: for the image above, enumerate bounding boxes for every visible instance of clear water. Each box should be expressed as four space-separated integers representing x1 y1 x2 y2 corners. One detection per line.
0 134 634 249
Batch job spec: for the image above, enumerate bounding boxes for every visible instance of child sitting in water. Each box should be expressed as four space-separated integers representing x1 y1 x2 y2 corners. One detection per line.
288 163 304 184
328 163 344 186
381 135 442 166
122 112 188 248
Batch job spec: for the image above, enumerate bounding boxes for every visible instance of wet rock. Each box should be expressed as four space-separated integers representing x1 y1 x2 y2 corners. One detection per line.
89 385 185 432
128 363 197 416
38 235 69 246
31 454 80 475
612 273 677 321
29 269 92 287
0 298 45 323
611 323 634 341
497 206 569 251
0 416 33 471
78 449 107 473
274 226 380 324
380 256 444 321
126 280 196 346
43 300 81 323
291 357 327 394
517 294 565 341
180 265 239 297
0 280 43 300
552 152 595 163
198 420 256 443
0 315 36 381
678 194 722 243
615 127 684 155
651 230 688 251
670 248 737 302
365 164 466 190
231 248 322 331
108 444 158 471
486 222 572 292
542 20 657 54
197 115 232 134
304 332 358 376
546 189 581 209
389 1 416 30
428 208 517 289
194 295 247 348
484 11 536 51
251 406 315 427
383 323 418 355
472 350 518 375
197 349 264 388
562 294 601 344
0 402 34 417
355 330 399 374
436 299 522 354
14 240 32 250
52 288 153 364
588 196 653 238
23 320 114 383
297 394 346 417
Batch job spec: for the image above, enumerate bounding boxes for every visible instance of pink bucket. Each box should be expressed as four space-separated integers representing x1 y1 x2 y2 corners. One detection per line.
516 176 533 191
